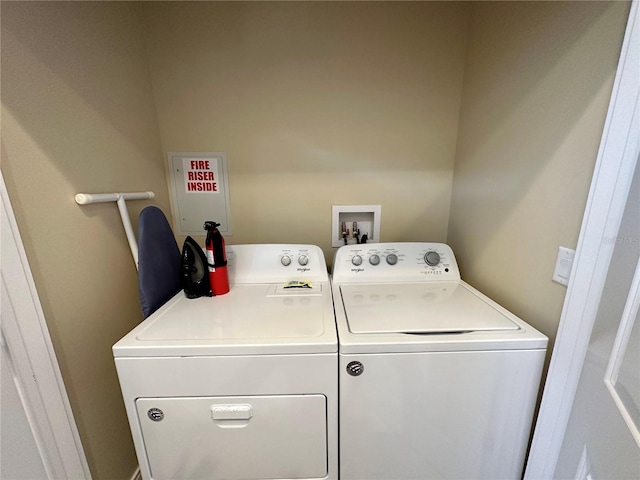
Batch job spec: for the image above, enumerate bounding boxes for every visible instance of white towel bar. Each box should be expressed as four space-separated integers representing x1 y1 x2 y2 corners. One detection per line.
75 191 155 269
74 191 154 205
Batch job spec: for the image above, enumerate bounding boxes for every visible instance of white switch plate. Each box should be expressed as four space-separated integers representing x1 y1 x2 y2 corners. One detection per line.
332 205 381 247
552 246 576 286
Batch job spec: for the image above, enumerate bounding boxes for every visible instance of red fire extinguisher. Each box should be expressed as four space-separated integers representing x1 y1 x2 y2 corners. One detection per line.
204 221 230 295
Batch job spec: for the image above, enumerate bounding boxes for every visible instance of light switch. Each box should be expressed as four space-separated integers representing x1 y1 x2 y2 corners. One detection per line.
552 246 576 286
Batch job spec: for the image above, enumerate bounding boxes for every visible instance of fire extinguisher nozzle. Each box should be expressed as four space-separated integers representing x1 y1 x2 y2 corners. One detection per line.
204 221 221 230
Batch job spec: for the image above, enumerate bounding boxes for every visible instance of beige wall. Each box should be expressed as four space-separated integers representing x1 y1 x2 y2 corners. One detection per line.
0 1 631 479
1 2 169 478
447 1 630 346
137 2 471 256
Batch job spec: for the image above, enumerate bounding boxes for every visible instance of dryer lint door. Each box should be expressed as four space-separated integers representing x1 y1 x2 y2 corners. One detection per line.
136 395 328 480
340 282 520 334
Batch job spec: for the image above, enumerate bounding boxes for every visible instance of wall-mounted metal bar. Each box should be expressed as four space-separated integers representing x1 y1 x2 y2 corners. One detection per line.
74 191 154 205
75 191 154 269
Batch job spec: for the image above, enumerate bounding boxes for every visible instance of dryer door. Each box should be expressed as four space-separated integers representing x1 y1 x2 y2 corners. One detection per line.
136 394 328 479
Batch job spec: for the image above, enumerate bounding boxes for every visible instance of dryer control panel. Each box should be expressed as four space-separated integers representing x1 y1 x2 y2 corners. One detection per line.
227 244 329 284
332 242 460 283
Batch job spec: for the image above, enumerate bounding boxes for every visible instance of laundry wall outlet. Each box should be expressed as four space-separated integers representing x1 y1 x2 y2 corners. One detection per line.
167 152 232 236
332 205 381 247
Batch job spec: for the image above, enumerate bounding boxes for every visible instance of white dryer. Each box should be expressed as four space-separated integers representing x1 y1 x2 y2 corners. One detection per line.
113 244 337 480
331 242 547 480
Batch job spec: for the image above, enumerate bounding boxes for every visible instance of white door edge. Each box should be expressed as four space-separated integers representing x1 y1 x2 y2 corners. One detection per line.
524 1 640 478
1 171 92 479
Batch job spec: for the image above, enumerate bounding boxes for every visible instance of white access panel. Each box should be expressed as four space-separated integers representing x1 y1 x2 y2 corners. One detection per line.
136 395 327 480
167 151 232 235
339 349 545 480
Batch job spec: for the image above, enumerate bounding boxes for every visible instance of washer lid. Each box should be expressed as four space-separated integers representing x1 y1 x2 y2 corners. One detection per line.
341 282 520 334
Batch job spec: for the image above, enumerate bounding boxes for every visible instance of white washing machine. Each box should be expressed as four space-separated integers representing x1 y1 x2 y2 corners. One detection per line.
113 244 337 480
331 242 547 480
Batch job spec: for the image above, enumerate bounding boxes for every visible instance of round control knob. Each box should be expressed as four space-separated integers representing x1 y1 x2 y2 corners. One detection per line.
298 255 309 266
281 255 292 266
386 253 398 265
424 251 441 266
369 254 380 266
352 255 363 266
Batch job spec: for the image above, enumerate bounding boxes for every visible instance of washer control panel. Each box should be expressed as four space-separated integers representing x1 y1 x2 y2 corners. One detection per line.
227 244 329 284
332 242 460 283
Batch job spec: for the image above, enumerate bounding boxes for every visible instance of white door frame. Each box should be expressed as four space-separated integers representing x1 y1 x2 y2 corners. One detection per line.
525 1 640 477
1 171 92 479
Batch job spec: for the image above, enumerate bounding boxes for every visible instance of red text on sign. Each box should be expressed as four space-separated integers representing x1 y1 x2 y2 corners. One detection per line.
187 182 218 192
188 171 215 181
190 160 210 170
